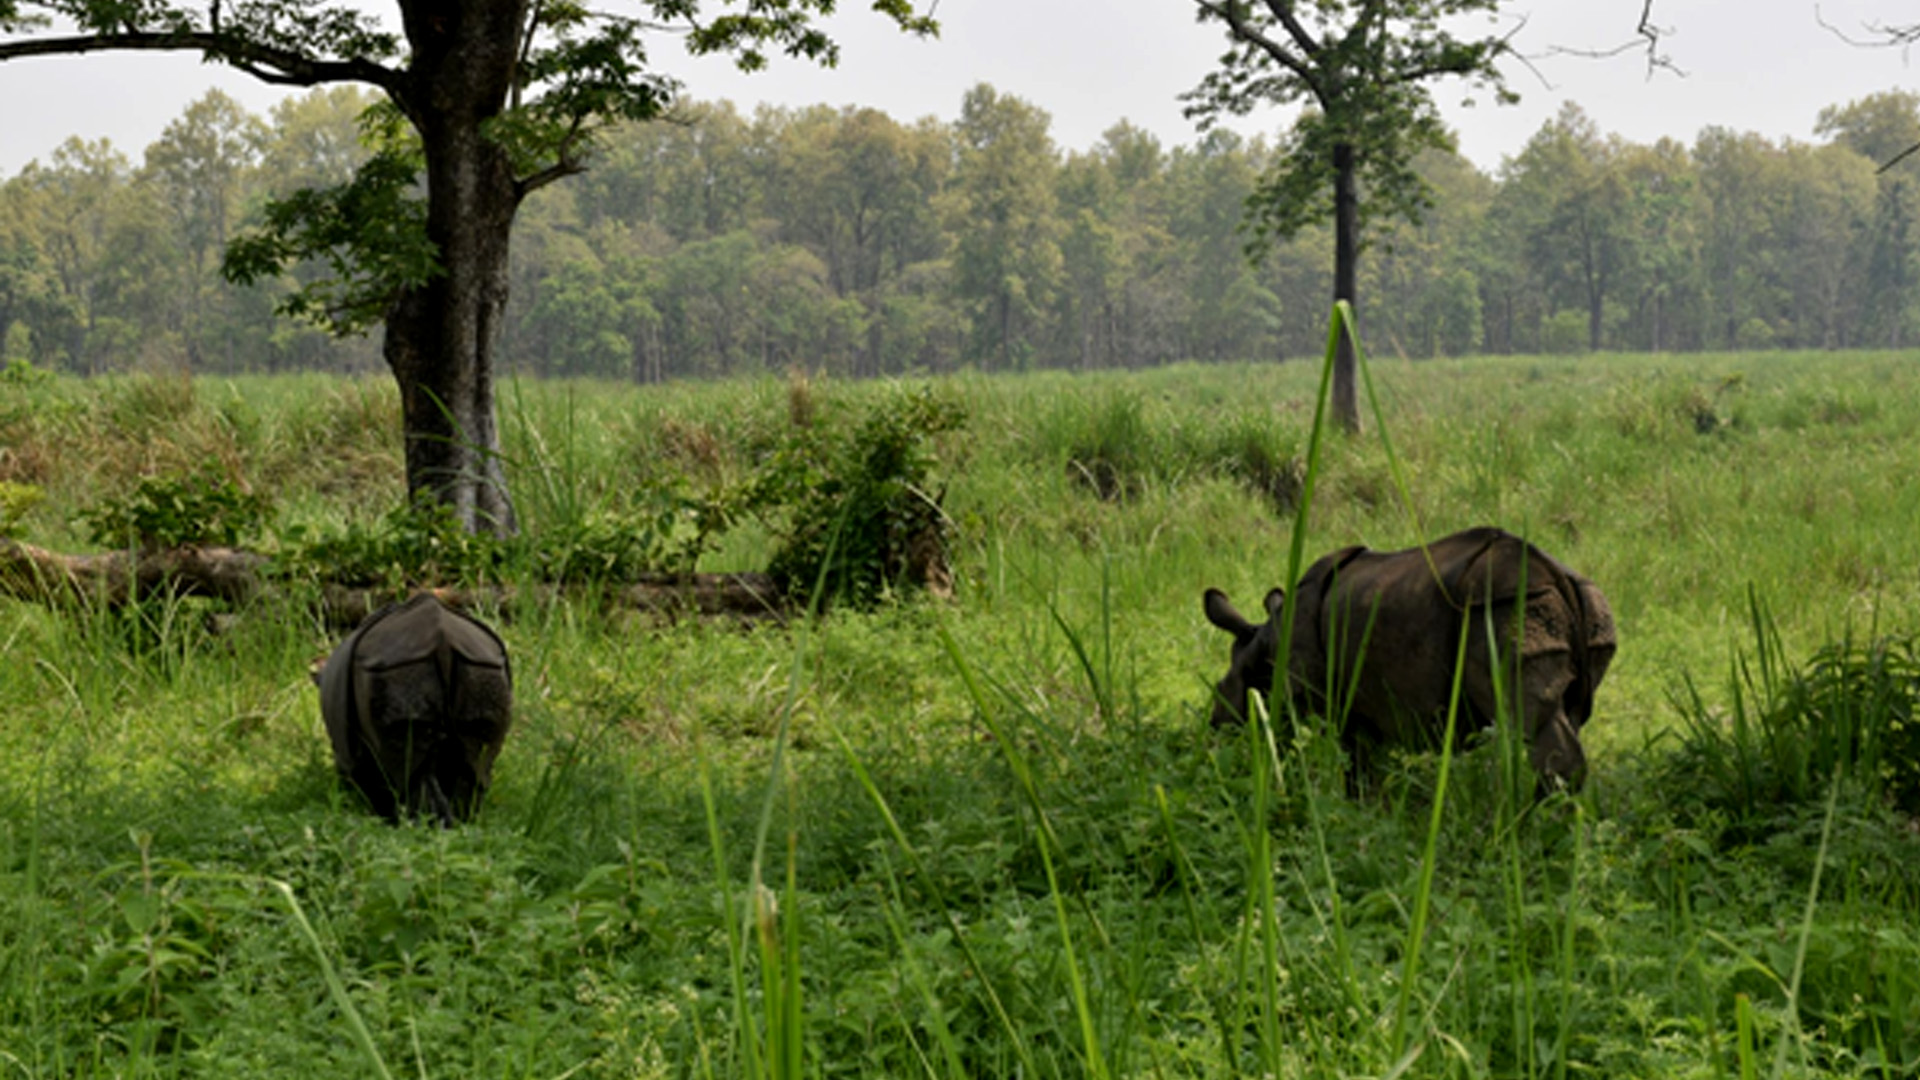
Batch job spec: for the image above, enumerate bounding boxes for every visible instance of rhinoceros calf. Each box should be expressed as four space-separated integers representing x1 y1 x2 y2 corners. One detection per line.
1204 526 1615 792
315 593 513 825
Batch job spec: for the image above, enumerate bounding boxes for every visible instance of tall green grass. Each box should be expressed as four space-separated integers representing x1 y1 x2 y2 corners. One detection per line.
4 346 1920 1076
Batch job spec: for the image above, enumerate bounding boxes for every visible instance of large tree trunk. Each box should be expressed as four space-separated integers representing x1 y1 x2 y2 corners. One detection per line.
1331 140 1361 433
384 0 527 537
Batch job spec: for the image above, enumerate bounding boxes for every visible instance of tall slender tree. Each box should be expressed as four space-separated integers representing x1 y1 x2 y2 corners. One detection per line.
949 84 1062 372
1183 0 1512 430
0 0 933 534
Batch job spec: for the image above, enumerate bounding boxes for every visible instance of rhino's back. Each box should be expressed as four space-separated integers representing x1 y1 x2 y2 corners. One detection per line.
1301 528 1580 718
353 593 508 673
359 595 509 726
322 595 512 754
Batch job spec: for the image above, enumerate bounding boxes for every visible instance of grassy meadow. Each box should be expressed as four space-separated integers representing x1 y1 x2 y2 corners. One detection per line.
3 349 1920 1077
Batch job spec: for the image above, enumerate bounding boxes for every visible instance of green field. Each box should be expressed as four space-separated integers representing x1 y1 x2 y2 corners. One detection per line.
3 351 1919 1078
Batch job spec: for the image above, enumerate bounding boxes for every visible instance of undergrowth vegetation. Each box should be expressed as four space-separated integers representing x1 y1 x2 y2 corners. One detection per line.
3 347 1920 1077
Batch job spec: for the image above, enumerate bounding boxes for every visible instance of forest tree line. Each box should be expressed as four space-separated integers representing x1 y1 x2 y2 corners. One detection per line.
4 83 1919 380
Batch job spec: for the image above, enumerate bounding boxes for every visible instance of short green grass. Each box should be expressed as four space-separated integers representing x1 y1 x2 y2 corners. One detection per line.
3 348 1919 1077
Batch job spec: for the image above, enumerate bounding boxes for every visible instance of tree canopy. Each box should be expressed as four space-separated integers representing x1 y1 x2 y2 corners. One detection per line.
0 0 934 534
1184 0 1515 430
9 85 1920 384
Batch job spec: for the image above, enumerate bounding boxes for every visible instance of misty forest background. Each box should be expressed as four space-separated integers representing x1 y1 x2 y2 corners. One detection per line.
5 82 1920 382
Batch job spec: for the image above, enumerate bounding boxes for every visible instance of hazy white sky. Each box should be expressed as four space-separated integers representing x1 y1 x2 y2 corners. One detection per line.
1 1 1916 178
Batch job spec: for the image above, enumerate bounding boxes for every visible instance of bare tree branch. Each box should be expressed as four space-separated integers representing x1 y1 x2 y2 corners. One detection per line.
1533 0 1682 78
1816 4 1920 53
0 29 402 91
1195 0 1319 89
1259 0 1323 57
1811 5 1920 171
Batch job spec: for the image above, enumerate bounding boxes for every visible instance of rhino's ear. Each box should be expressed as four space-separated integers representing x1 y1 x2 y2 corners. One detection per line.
1262 588 1287 621
1204 588 1256 636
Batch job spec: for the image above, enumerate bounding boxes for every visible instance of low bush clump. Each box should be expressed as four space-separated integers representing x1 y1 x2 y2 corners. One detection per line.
753 385 966 607
1664 594 1920 837
78 467 270 551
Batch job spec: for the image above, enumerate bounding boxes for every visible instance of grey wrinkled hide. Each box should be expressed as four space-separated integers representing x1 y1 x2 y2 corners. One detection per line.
1205 526 1615 793
316 594 513 825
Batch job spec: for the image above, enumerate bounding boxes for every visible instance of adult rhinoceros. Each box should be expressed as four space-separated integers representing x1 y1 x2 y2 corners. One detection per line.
315 593 513 825
1204 526 1615 792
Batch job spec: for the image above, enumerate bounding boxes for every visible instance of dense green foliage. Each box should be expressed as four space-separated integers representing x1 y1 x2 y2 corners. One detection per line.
77 466 270 550
755 383 966 604
7 87 1920 380
1183 0 1513 253
1667 597 1920 828
4 353 1920 1076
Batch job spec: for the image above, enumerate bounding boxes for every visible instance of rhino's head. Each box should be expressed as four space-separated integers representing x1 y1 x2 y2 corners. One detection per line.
1526 709 1588 794
1203 587 1287 728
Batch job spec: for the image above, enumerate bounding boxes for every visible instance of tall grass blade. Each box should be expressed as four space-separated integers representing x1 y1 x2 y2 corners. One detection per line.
270 879 396 1080
827 719 1041 1079
1735 994 1758 1080
1386 601 1475 1066
1770 771 1842 1078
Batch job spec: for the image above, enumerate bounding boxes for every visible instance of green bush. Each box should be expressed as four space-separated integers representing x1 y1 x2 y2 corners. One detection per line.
1542 309 1588 355
0 482 42 538
276 500 506 589
527 493 714 583
78 466 270 550
756 386 965 607
1664 594 1920 836
1 356 53 387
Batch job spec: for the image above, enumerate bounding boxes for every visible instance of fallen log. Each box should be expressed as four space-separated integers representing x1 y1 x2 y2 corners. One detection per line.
0 539 268 607
316 573 787 628
0 539 789 626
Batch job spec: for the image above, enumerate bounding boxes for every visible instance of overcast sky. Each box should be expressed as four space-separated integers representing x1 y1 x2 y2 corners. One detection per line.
1 1 1917 178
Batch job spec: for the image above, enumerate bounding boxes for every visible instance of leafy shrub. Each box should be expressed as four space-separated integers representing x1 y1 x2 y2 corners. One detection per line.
1542 309 1588 355
0 481 42 538
527 493 715 583
1664 595 1920 836
277 501 505 588
754 386 966 607
78 467 270 550
280 489 718 591
1 356 53 387
1735 316 1777 351
1607 373 1741 441
1063 391 1154 501
1205 416 1305 517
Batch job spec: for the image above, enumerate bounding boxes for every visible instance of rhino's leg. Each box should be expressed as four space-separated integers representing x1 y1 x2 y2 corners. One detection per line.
420 771 457 829
351 752 402 820
445 659 513 821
